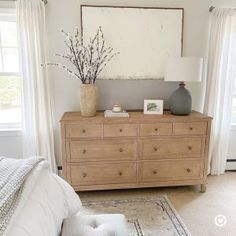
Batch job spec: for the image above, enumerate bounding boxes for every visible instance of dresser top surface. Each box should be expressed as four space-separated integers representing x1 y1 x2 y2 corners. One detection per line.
60 111 212 123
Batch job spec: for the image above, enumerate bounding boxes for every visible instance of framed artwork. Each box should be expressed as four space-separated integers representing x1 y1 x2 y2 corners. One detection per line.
144 100 164 115
81 5 184 80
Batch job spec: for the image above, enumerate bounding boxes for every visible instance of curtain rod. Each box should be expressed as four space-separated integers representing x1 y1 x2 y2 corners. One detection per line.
12 0 47 4
209 6 215 12
209 6 236 12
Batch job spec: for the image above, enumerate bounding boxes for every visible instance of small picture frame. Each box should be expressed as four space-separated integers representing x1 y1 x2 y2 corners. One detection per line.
144 100 164 115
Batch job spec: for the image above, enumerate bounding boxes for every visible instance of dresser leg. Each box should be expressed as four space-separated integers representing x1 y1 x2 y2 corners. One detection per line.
200 184 207 193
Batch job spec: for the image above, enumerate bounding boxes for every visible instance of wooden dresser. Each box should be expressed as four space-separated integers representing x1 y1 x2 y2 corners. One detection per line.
60 111 212 192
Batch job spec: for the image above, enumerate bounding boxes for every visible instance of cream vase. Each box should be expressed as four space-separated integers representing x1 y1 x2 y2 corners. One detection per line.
80 84 98 117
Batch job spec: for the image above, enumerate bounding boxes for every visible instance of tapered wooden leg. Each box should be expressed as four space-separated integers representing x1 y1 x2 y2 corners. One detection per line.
200 184 207 193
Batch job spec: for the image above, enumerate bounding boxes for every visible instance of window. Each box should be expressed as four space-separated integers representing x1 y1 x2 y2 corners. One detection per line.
0 8 22 130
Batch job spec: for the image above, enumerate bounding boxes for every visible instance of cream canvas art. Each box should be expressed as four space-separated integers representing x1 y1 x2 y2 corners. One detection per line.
81 6 183 80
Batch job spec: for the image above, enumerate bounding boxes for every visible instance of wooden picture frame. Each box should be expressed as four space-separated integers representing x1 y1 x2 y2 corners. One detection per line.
81 5 184 80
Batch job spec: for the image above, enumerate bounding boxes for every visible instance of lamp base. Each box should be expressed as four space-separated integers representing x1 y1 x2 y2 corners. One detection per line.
169 83 192 115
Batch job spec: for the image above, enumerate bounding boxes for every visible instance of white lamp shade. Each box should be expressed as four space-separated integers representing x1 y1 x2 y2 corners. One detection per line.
165 57 203 82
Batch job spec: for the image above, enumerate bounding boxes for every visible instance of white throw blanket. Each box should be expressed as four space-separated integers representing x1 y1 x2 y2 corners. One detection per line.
0 157 44 235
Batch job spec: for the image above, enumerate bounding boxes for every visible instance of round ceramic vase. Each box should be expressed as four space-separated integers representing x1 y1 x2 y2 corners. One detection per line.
80 84 98 117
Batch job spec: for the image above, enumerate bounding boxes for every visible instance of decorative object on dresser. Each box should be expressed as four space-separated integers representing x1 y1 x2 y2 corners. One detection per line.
60 111 212 193
165 57 203 115
144 100 163 115
104 110 129 118
47 27 119 117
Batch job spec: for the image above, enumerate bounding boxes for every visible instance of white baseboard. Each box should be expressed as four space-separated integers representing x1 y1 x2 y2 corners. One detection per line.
226 161 236 170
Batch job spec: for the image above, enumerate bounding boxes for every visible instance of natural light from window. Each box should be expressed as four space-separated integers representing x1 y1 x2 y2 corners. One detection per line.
0 12 22 130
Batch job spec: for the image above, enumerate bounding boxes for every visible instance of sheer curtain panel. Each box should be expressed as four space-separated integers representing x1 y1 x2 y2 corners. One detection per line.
204 9 236 175
17 0 57 172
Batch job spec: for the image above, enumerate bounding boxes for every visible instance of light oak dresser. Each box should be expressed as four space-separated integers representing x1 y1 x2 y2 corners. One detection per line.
60 111 212 192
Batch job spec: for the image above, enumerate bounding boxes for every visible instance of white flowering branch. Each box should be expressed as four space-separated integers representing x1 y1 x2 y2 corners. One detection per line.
47 27 119 84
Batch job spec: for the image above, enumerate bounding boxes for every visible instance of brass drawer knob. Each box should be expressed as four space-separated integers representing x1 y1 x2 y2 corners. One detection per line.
153 170 157 175
118 172 123 176
82 149 87 154
154 128 158 132
153 147 158 152
82 129 86 133
186 168 191 173
119 128 123 132
189 127 193 131
119 148 123 152
188 146 192 150
83 173 87 178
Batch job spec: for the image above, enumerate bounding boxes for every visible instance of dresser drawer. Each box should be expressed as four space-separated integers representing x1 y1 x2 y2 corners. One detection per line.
141 160 203 181
141 137 204 159
140 123 172 136
69 162 137 185
66 124 102 138
174 122 207 135
68 139 136 162
104 124 137 137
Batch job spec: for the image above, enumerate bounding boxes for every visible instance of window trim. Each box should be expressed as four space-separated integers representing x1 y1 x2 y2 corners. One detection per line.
0 6 22 132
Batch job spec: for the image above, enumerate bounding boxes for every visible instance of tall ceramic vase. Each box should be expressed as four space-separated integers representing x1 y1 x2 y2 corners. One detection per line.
80 84 98 117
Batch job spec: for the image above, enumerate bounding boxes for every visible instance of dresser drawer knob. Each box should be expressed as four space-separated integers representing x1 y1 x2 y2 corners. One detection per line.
118 172 123 176
82 149 87 154
82 129 86 133
188 146 192 150
119 148 123 152
154 128 158 132
189 127 193 131
186 168 191 173
119 128 123 132
153 147 158 152
153 170 157 175
82 173 87 178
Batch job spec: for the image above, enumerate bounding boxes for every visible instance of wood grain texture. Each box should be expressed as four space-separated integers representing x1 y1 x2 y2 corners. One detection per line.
60 111 212 192
104 124 138 137
141 137 205 159
69 162 137 185
68 139 137 162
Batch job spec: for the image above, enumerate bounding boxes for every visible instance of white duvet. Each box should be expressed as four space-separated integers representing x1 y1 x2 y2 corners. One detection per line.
4 161 81 236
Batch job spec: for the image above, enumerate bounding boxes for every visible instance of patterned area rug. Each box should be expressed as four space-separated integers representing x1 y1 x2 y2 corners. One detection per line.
82 196 191 236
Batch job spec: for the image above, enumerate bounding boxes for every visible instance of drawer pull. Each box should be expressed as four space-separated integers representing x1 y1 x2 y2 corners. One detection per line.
186 168 191 173
153 147 158 152
189 127 193 131
153 170 157 175
118 172 123 176
119 128 123 132
188 146 192 150
82 129 86 133
154 128 158 132
119 148 123 152
82 149 87 154
82 173 87 178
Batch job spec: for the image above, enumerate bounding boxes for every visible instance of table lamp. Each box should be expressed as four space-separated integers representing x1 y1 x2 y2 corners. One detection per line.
165 57 203 115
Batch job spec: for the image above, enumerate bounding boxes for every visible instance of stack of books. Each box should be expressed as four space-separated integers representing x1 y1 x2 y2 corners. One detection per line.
104 110 129 118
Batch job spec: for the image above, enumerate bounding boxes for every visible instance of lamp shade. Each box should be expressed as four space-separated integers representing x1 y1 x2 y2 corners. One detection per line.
165 57 203 82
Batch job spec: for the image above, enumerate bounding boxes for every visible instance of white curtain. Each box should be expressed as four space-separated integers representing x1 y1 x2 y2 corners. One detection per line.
17 0 57 172
204 9 236 175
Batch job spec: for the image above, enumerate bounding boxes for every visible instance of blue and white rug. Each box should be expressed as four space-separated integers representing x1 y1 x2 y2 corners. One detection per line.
82 196 191 236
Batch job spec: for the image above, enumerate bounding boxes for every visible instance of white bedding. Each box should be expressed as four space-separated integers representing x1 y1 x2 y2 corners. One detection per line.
4 161 81 236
